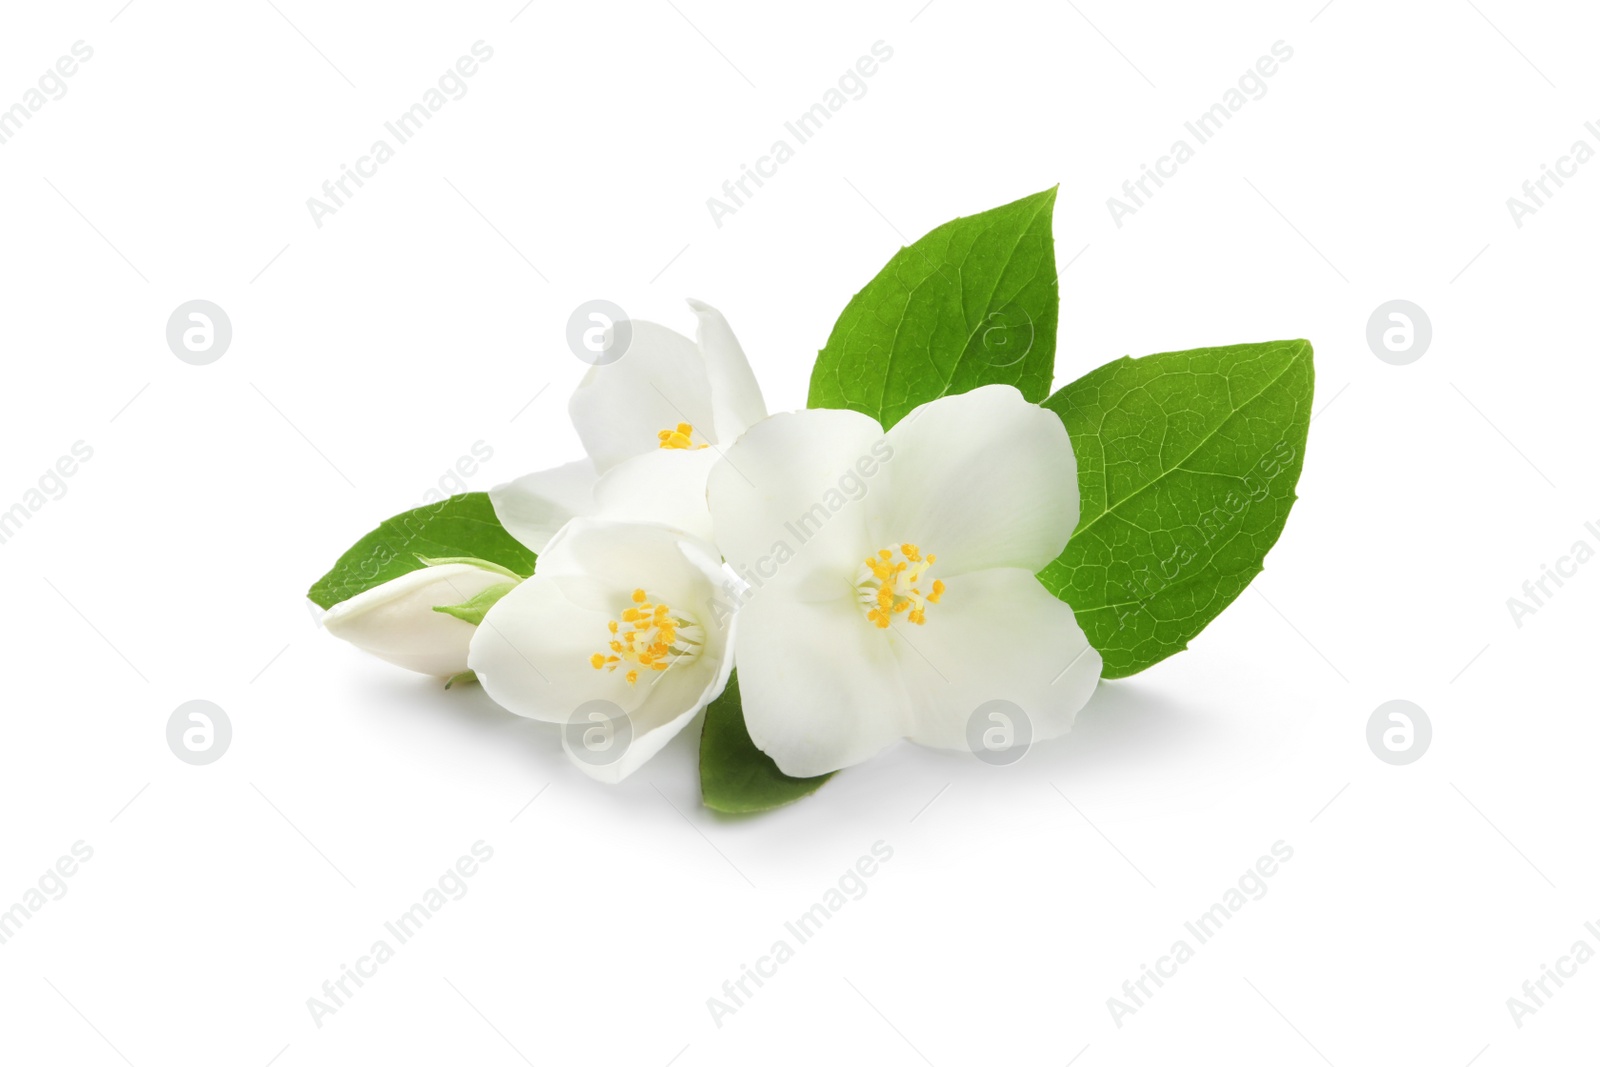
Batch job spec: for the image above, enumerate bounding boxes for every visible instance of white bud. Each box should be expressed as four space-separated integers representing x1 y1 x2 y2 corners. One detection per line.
319 564 514 677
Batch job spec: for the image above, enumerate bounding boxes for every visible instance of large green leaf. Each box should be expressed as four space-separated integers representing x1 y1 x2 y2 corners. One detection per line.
808 187 1059 429
1039 340 1314 678
700 672 833 814
307 492 537 609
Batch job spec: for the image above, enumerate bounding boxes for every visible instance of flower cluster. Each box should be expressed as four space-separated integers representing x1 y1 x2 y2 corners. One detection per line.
320 300 1103 783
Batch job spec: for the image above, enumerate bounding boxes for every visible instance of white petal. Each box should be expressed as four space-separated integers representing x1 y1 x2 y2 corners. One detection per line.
687 298 766 444
568 320 715 471
469 574 634 722
321 564 514 677
891 567 1102 752
733 591 908 778
469 520 733 782
569 639 732 785
590 447 720 545
535 518 725 611
707 407 887 595
490 460 598 554
881 384 1079 576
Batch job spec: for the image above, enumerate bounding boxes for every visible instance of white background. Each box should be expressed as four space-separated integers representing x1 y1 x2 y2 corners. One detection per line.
1 0 1596 1063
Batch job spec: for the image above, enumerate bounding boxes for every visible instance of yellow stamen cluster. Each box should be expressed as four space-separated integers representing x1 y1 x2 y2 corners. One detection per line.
858 543 945 628
589 588 702 685
657 422 709 450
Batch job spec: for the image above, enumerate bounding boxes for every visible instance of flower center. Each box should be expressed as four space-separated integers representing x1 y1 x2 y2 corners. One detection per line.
590 588 703 685
657 422 709 450
856 543 945 628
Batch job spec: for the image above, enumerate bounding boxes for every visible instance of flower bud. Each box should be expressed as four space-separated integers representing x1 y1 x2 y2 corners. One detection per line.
320 563 518 677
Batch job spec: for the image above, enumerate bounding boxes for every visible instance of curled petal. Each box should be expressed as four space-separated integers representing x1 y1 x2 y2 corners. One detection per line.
688 298 766 445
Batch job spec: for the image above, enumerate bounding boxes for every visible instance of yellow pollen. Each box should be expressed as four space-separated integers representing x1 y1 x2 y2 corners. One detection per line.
657 422 709 451
858 543 942 628
590 589 704 685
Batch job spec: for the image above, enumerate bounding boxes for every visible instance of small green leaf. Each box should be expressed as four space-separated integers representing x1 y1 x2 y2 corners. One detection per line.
444 670 477 690
700 672 833 814
808 187 1059 429
307 492 537 610
1039 339 1314 678
432 581 519 625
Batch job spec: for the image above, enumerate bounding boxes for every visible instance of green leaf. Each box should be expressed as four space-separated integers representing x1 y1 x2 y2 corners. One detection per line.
307 492 537 610
1039 340 1314 678
700 672 833 814
444 670 477 690
808 187 1059 429
432 581 519 625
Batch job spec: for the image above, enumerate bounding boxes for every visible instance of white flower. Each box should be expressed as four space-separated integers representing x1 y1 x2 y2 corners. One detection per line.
468 518 735 783
491 299 765 550
321 562 519 677
705 385 1103 777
